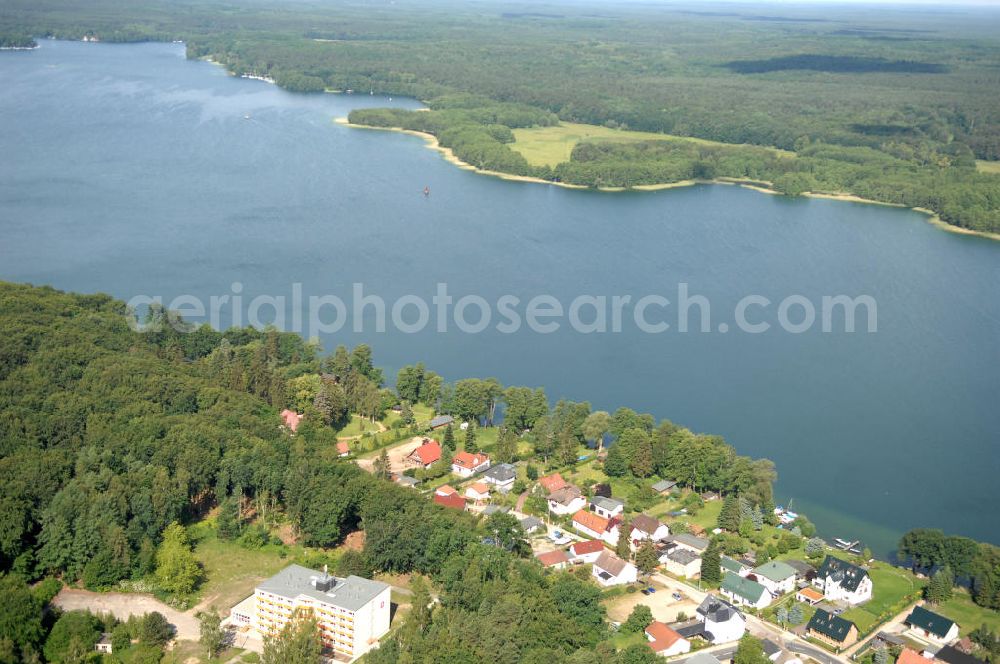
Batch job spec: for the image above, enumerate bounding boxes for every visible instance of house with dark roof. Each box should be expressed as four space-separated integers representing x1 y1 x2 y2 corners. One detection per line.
429 415 454 430
934 645 981 664
784 559 815 580
667 533 709 554
395 475 420 489
520 516 544 534
806 609 859 648
645 621 691 657
814 556 872 605
696 596 746 643
652 479 678 494
721 572 772 609
482 463 517 492
905 605 959 643
630 514 669 544
592 551 638 587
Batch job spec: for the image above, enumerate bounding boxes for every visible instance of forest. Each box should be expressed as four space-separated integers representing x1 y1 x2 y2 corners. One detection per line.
0 281 779 662
1 0 999 232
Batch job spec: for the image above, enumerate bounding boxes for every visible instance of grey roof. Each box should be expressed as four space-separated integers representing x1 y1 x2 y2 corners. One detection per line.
670 533 709 551
934 646 980 664
482 504 510 516
484 463 516 482
257 564 389 612
396 475 420 487
595 550 630 576
668 549 701 565
784 559 814 576
818 556 869 592
697 596 743 624
652 479 678 492
675 621 706 639
686 652 724 664
761 639 782 657
429 415 454 427
520 516 544 531
591 495 624 511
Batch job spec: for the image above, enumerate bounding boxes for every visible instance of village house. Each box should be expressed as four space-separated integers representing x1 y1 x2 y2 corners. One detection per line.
536 549 570 570
721 572 772 609
630 514 670 545
686 654 724 664
95 634 113 654
806 609 859 649
433 492 466 510
451 451 490 477
795 587 825 605
651 479 678 495
395 475 420 489
590 495 624 519
280 409 302 432
721 556 752 577
761 639 803 664
592 550 638 587
520 516 544 534
549 485 588 516
752 561 797 596
482 504 509 517
429 415 454 430
538 473 567 493
645 621 691 657
569 539 605 564
666 533 709 555
905 606 960 644
482 463 517 492
229 564 390 659
405 439 441 469
435 485 457 497
696 596 746 644
662 548 701 578
572 509 610 539
814 556 873 605
336 441 351 458
465 481 490 504
784 559 815 581
898 648 933 664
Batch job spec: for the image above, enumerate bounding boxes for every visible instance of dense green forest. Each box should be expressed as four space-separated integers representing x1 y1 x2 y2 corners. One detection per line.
0 281 777 662
1 0 999 232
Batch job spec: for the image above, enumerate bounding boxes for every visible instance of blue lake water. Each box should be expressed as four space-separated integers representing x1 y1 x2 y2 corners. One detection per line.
2 40 998 556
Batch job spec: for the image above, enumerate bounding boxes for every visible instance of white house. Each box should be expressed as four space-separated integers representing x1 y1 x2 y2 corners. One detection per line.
814 556 873 605
696 596 746 644
668 533 709 555
451 451 490 478
662 548 701 578
548 485 588 516
482 463 517 493
752 561 797 596
465 482 490 504
630 514 670 546
905 606 960 644
592 551 638 587
590 495 624 519
721 572 772 609
646 621 691 657
569 540 606 564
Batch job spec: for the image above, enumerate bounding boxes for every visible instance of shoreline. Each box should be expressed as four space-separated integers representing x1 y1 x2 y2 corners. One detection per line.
337 118 1000 243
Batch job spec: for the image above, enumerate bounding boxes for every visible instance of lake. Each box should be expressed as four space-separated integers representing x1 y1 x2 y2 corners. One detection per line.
1 40 998 556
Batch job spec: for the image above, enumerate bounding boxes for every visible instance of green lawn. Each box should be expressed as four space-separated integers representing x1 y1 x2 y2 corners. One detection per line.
189 520 307 612
510 122 793 168
839 563 924 635
607 630 647 650
335 414 384 437
976 160 1000 174
935 591 1000 633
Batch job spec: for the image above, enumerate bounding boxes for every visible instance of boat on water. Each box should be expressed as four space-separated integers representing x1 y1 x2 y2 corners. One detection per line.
834 538 863 554
423 186 430 197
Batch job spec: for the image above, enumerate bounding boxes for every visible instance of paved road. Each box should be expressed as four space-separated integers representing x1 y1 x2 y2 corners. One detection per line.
53 588 200 640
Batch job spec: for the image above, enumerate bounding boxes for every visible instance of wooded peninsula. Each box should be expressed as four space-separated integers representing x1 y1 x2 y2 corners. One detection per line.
1 0 999 234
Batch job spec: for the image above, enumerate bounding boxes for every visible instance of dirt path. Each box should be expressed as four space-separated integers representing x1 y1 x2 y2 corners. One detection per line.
355 436 427 474
53 588 200 640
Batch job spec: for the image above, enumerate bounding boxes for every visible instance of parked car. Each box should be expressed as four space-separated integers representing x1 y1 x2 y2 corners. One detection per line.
671 592 683 601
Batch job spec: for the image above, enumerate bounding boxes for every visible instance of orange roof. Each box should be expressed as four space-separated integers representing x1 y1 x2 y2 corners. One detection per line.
436 485 457 496
536 549 570 567
539 473 567 493
452 451 489 470
897 649 929 664
433 493 466 510
646 621 685 652
572 509 610 533
571 540 605 556
407 439 441 466
280 409 302 432
798 587 825 601
336 441 350 455
467 482 490 495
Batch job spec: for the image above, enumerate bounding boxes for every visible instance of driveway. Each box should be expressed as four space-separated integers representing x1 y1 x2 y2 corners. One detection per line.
53 588 200 640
